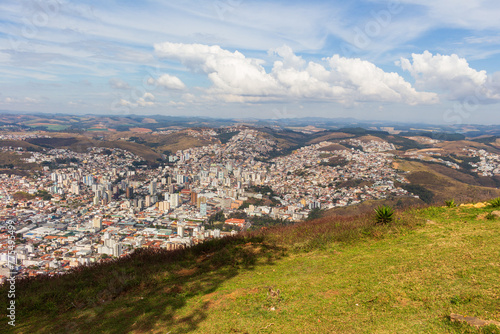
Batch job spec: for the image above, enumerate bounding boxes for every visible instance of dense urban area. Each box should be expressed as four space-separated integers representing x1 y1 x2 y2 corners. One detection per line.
1 125 500 282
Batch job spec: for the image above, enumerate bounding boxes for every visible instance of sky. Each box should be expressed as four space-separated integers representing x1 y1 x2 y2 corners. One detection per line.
1 0 500 125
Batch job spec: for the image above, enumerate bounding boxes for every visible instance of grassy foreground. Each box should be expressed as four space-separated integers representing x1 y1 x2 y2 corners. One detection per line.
2 204 500 333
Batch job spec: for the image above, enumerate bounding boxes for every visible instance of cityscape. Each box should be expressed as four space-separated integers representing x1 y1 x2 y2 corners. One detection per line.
2 0 500 332
2 120 500 283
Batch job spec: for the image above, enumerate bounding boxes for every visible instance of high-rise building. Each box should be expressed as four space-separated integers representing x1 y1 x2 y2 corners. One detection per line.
149 181 157 195
176 174 185 184
196 195 206 208
158 201 170 212
190 191 197 205
200 202 207 216
170 193 179 208
93 193 100 206
113 243 122 257
93 216 102 230
70 182 80 195
126 187 134 199
177 223 185 237
145 195 152 207
137 199 144 210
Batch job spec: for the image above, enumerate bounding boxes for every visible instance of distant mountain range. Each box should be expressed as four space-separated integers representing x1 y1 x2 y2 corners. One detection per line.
1 111 500 137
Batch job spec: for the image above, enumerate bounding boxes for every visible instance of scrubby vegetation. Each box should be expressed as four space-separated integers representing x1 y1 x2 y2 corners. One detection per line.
402 183 435 204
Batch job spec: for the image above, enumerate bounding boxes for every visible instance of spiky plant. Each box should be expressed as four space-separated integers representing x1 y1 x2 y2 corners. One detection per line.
489 197 500 208
374 205 394 224
444 199 456 208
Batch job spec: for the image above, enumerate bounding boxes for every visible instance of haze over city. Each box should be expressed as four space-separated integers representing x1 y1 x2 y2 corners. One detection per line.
1 0 500 124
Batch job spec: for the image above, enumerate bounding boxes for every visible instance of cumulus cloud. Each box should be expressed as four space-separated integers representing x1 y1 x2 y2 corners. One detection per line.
399 51 500 102
137 92 155 106
269 45 306 69
109 78 131 90
155 74 186 90
154 42 437 105
118 99 133 107
118 93 155 108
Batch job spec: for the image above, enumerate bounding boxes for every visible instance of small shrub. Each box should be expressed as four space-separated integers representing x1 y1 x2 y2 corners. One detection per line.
489 197 500 208
374 205 394 224
445 199 456 208
485 212 496 220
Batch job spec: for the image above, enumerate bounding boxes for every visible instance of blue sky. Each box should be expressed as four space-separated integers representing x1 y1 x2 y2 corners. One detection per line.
1 0 500 124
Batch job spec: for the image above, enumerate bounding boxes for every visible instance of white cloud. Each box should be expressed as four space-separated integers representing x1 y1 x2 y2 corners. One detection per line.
137 92 155 106
399 51 500 102
118 99 133 107
464 35 500 45
24 97 39 103
269 45 306 69
119 93 155 108
109 78 131 90
167 101 186 107
143 92 155 100
156 74 186 90
155 42 437 105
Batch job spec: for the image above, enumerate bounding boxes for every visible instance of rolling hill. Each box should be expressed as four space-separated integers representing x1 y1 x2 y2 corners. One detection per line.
395 159 500 204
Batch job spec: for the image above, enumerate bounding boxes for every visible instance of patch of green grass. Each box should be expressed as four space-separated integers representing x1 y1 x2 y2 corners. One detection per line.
1 204 499 333
486 212 496 220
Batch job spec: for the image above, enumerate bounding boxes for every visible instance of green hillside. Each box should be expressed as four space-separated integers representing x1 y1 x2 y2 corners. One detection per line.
396 159 500 204
2 204 500 333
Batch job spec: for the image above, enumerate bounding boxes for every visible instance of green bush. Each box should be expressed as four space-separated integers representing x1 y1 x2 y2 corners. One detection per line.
374 205 394 224
489 197 500 208
444 199 456 208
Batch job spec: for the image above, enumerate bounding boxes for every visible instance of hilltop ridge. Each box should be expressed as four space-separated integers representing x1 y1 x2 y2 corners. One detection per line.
2 201 500 333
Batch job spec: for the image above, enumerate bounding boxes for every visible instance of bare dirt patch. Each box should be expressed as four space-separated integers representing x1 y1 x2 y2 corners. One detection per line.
175 268 198 277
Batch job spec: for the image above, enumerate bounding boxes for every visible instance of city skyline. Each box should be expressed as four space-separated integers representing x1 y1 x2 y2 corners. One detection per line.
1 1 500 124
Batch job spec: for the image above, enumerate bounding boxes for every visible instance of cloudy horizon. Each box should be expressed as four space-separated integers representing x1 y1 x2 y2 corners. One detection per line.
1 0 500 124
